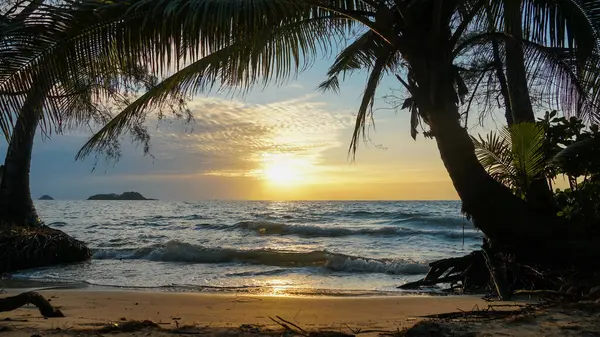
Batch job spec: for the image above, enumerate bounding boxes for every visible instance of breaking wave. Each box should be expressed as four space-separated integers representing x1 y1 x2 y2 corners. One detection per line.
225 221 481 239
93 241 429 275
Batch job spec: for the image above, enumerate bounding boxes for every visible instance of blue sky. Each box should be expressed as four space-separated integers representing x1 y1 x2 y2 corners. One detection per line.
1 58 496 201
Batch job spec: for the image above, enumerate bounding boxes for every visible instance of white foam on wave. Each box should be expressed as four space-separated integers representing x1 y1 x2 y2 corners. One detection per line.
92 240 429 275
230 221 482 240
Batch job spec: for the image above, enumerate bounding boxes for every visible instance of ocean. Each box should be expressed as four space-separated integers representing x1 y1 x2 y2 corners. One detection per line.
13 200 482 295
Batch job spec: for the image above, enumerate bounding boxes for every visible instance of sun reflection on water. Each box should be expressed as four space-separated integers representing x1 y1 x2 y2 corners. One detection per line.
264 278 294 296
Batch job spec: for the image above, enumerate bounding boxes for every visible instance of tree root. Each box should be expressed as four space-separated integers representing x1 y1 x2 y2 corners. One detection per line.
482 247 511 300
400 244 600 301
399 251 487 291
0 226 91 273
0 292 63 317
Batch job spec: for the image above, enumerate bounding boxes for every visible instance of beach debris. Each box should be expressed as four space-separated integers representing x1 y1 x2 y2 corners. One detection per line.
172 324 206 335
99 320 159 333
239 324 262 333
401 322 452 337
0 292 63 318
419 303 540 321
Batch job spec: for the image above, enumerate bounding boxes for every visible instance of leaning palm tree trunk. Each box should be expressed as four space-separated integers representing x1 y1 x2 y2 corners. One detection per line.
0 87 45 227
0 84 91 273
426 97 554 247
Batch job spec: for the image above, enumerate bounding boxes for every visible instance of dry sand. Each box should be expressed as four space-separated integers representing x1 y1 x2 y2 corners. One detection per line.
0 289 597 336
0 289 489 335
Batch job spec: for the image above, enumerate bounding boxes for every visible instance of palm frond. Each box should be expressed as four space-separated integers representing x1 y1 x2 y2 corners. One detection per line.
349 48 393 155
317 30 376 92
473 122 546 192
505 122 546 188
76 12 346 159
0 0 354 141
472 131 514 185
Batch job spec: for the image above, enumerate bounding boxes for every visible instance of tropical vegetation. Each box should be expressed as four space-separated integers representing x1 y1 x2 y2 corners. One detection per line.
475 112 600 234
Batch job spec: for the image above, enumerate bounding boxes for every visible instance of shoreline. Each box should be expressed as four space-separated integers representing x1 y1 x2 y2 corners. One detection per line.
1 277 451 298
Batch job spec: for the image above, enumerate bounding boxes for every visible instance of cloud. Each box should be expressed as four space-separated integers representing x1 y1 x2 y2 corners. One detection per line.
146 95 353 177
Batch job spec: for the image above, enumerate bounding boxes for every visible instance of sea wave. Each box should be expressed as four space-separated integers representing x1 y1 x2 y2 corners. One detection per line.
390 216 471 228
228 221 481 240
92 241 430 275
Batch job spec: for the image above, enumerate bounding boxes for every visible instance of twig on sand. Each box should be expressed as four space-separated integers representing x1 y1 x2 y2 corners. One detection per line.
276 316 307 334
269 316 302 335
270 317 354 337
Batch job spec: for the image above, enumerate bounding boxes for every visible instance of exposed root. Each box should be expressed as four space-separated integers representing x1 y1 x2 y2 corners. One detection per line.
399 240 600 301
0 225 91 273
398 251 487 292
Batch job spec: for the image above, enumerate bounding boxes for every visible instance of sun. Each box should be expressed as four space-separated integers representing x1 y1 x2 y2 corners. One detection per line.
261 154 306 186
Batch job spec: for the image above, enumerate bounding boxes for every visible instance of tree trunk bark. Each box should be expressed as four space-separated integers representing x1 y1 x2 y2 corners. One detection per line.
504 0 535 123
503 0 554 210
0 86 45 228
486 3 513 126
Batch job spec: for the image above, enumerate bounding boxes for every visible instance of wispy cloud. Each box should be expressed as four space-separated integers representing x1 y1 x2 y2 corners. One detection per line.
148 95 353 178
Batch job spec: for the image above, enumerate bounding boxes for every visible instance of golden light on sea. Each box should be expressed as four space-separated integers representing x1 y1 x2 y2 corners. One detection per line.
264 278 293 296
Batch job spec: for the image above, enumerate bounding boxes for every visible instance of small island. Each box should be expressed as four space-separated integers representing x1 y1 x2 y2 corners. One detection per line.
38 195 54 200
87 191 156 201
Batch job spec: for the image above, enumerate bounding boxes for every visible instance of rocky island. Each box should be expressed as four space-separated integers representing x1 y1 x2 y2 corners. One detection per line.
87 191 155 201
38 195 54 200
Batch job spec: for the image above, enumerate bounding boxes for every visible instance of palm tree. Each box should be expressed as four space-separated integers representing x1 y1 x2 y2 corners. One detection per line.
0 0 164 271
0 1 159 228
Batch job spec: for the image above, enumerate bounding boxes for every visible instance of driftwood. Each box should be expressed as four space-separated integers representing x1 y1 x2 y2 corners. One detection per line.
0 291 63 317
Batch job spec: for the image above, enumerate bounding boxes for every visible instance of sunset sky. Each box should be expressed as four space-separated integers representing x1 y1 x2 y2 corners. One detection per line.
1 59 510 201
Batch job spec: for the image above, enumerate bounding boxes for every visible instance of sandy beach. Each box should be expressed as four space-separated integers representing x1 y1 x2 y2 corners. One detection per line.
1 289 600 336
0 289 491 335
